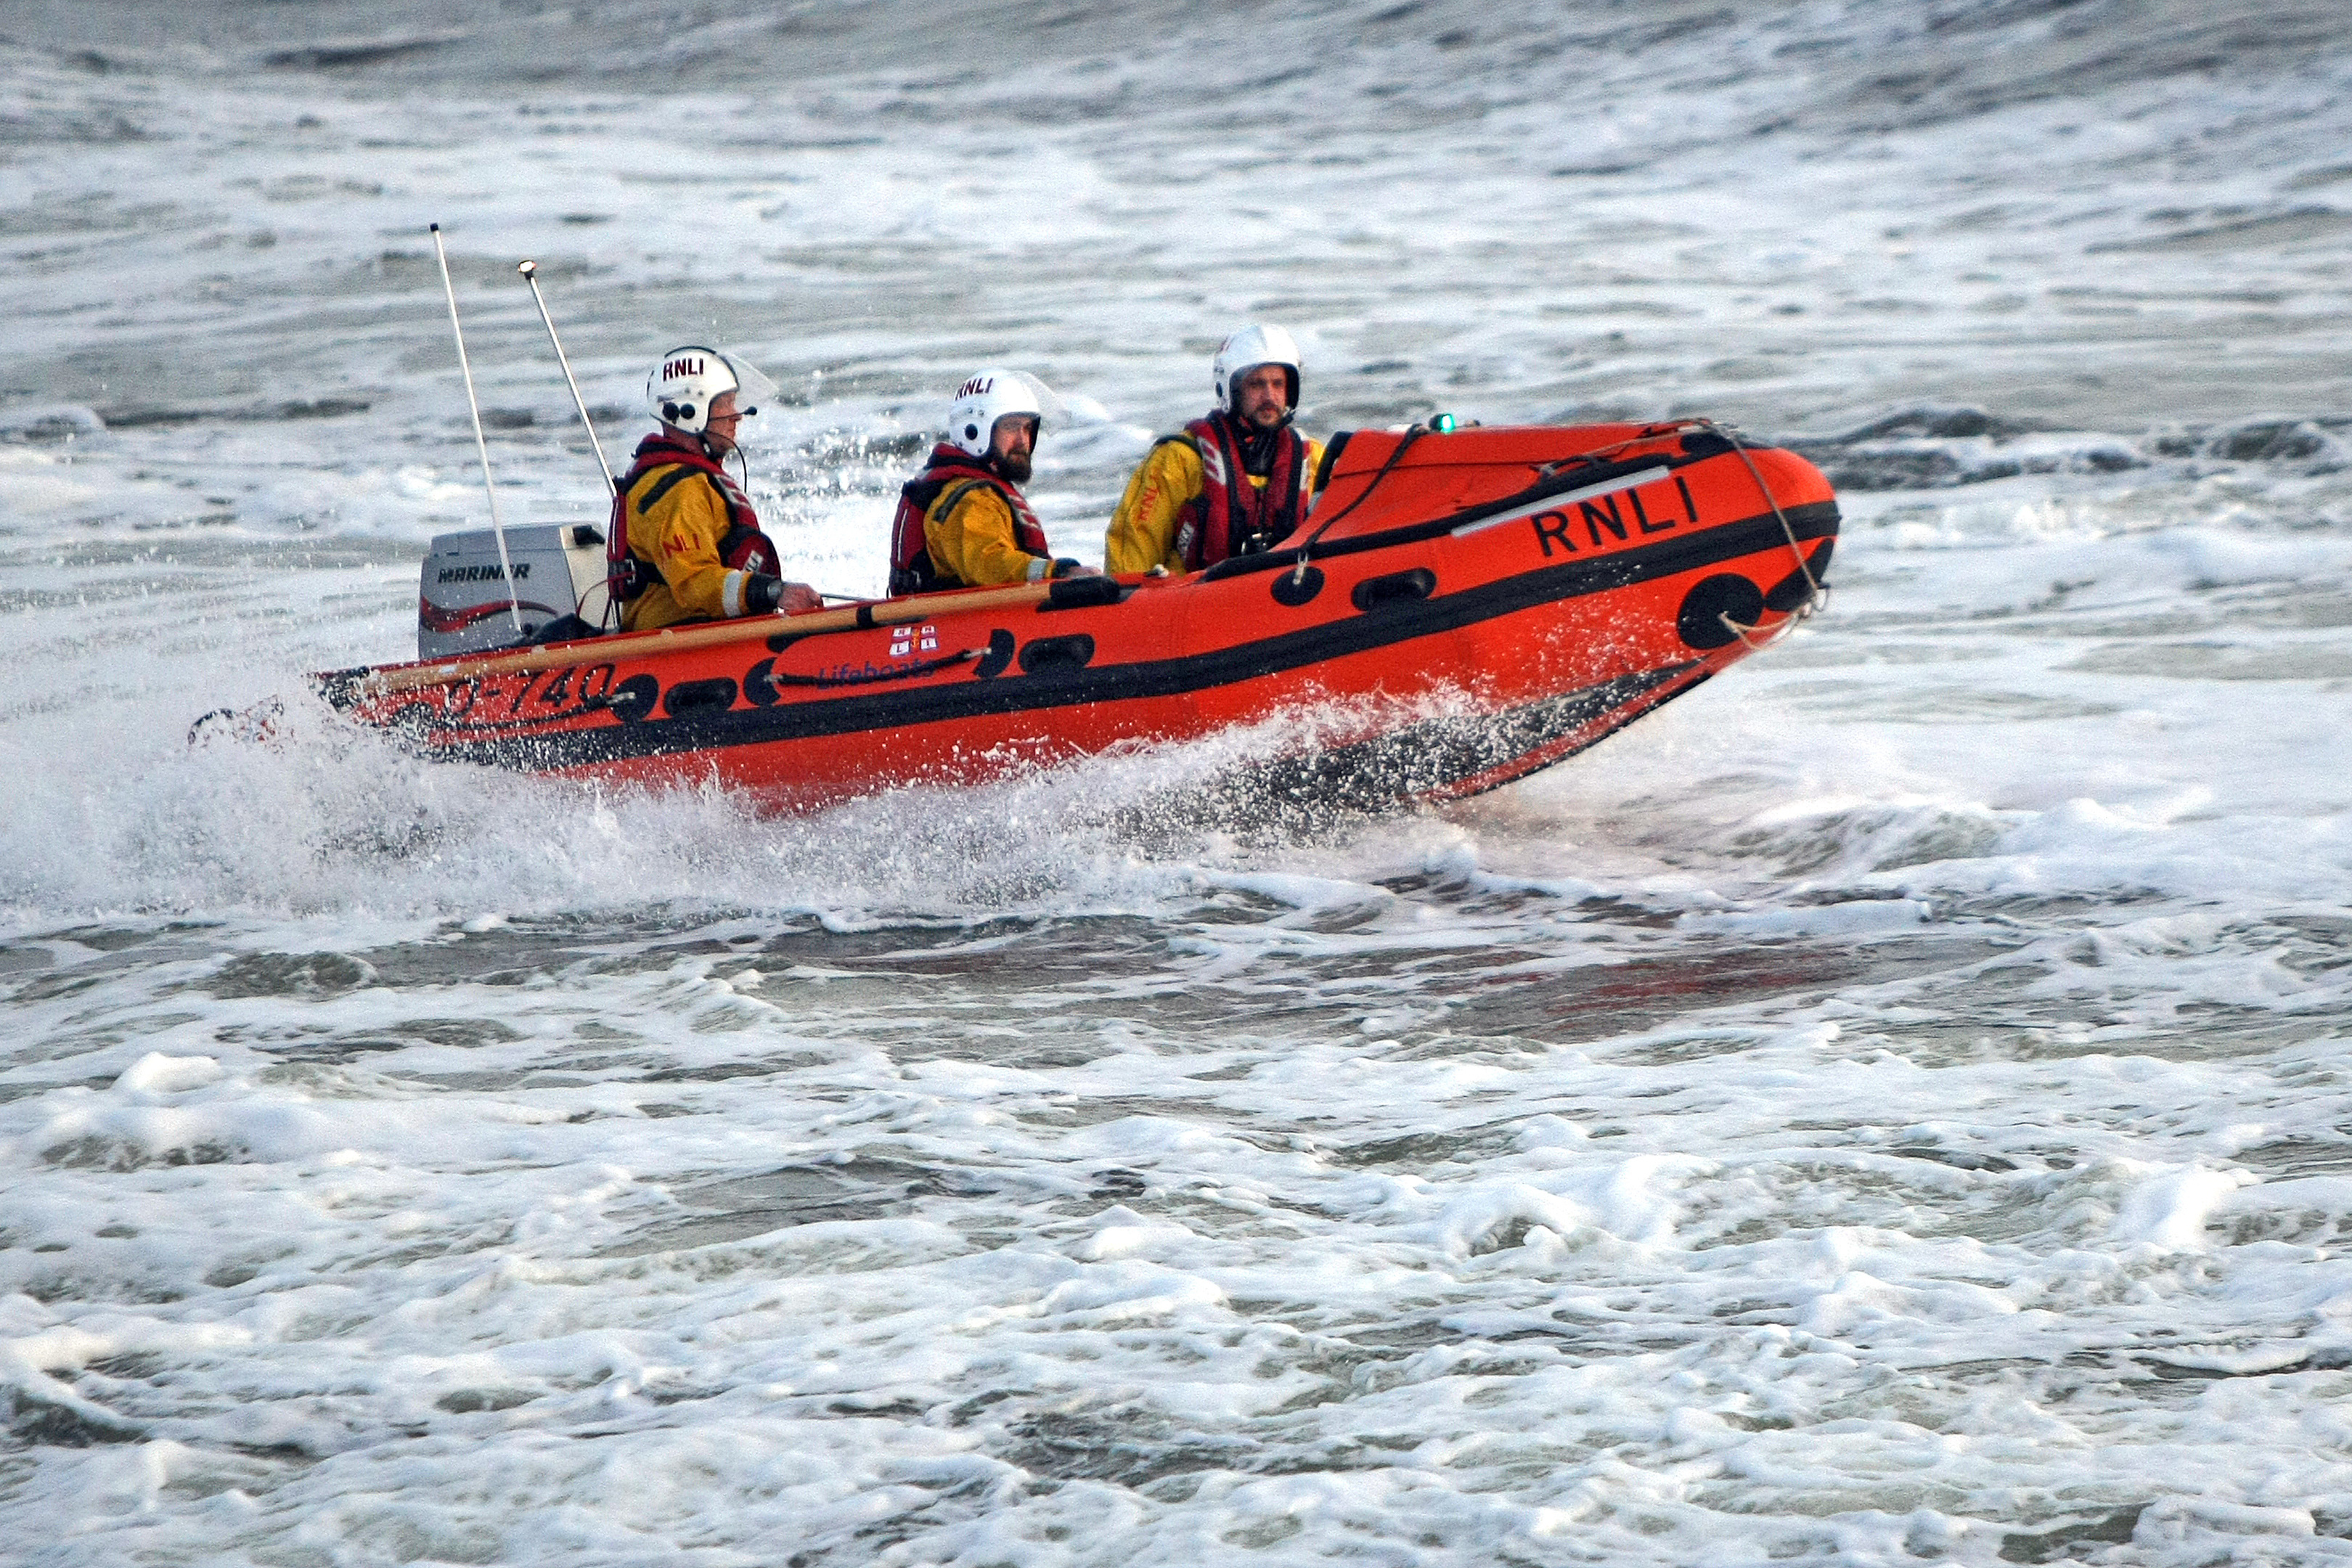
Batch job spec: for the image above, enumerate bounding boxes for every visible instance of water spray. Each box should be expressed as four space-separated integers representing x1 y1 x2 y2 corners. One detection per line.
429 223 523 635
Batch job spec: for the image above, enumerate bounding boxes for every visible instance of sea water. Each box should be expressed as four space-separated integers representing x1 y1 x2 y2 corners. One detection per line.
4 3 2352 1563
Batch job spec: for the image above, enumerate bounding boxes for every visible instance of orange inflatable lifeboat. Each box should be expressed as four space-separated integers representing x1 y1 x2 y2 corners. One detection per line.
318 420 1837 812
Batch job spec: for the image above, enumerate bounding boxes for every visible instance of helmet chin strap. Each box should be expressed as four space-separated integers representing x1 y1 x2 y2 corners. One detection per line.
682 425 746 487
721 440 748 488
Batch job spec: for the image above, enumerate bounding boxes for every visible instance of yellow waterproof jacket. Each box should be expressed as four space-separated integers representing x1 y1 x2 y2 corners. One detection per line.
619 462 763 632
1104 433 1326 576
925 484 1057 588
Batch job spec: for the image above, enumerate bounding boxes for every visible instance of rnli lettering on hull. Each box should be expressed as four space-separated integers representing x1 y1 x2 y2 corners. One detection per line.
1449 465 1698 558
436 563 532 584
1532 481 1691 559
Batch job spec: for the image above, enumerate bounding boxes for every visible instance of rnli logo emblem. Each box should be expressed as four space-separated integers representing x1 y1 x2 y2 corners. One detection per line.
889 624 939 658
663 356 705 381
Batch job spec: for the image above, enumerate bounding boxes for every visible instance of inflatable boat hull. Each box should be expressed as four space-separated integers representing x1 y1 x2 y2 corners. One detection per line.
317 423 1837 812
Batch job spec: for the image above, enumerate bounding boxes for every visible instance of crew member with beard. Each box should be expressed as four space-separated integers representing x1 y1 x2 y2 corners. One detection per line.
610 346 821 632
1104 324 1325 576
888 367 1095 593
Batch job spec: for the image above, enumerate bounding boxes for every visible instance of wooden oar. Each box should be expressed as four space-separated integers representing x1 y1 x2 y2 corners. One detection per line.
364 581 1069 696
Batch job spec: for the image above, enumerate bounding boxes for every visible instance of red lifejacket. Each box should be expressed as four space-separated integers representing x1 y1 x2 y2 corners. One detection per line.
887 444 1050 595
1170 413 1311 571
606 432 779 616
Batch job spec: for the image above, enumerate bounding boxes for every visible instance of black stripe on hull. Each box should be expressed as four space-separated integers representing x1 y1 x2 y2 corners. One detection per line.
391 499 1837 775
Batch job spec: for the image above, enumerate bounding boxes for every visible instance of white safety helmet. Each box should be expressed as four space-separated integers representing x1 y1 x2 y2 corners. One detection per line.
1212 323 1302 417
945 367 1048 458
647 346 779 437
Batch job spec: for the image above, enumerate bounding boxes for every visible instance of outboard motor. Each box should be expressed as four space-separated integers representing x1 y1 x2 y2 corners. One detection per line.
418 523 611 658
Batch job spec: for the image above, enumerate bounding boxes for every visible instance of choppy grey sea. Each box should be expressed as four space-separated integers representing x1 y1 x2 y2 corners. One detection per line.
5 2 2352 1563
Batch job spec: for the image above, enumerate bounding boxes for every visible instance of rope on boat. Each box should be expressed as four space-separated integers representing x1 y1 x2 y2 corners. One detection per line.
1291 426 1427 584
1691 417 1829 651
754 647 982 690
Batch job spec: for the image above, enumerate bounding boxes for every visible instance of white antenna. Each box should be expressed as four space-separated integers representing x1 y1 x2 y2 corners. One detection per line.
517 258 617 502
429 223 523 635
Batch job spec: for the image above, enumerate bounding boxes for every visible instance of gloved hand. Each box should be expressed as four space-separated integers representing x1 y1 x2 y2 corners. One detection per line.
747 576 823 616
1050 558 1102 579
